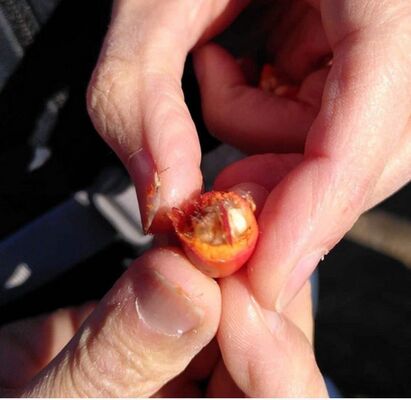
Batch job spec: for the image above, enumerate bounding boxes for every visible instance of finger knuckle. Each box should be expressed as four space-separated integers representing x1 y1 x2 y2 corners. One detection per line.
87 57 138 150
65 320 176 397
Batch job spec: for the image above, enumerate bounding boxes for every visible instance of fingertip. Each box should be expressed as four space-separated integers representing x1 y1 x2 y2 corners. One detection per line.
219 270 326 397
130 248 222 328
127 94 203 233
194 44 316 154
214 153 302 192
128 148 161 233
193 43 246 89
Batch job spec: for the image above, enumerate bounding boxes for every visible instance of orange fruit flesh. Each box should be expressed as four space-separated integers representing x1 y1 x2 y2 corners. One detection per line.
169 191 258 275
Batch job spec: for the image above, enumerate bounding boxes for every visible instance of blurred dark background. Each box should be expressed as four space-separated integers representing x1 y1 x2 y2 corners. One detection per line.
0 0 410 397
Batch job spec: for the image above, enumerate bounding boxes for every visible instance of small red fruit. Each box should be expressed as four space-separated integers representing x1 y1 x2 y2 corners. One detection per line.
169 191 259 278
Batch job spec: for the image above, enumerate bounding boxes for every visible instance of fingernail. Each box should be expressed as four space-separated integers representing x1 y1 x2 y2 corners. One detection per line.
276 251 324 312
128 148 160 233
134 269 204 337
251 296 282 334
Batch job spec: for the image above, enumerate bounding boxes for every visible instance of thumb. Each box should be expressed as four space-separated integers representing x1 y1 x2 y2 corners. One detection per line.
218 272 327 397
20 249 220 397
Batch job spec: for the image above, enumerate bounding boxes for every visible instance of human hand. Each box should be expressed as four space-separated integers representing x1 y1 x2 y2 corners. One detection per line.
194 0 411 309
87 0 251 233
0 247 326 396
0 249 220 397
215 181 327 397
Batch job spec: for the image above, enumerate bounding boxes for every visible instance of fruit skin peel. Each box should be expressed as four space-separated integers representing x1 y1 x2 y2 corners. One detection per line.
169 191 259 278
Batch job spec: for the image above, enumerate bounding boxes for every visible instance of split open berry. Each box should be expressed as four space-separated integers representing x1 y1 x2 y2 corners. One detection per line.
169 191 259 278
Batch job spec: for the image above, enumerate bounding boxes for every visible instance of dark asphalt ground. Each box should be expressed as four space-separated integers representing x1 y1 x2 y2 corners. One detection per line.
315 183 411 397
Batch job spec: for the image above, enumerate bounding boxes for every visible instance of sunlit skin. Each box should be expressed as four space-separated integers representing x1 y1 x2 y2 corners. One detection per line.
1 0 409 397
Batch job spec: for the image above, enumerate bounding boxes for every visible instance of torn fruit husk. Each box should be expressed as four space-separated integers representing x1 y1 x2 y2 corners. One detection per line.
169 191 259 278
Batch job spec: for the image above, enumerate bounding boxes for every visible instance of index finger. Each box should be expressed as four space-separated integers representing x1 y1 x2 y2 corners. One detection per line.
87 0 249 232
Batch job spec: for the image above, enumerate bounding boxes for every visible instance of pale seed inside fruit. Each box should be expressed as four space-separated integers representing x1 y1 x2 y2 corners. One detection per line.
191 202 249 246
228 208 248 237
193 209 224 245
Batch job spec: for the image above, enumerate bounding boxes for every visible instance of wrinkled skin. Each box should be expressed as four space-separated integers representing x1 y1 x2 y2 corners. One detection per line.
2 0 411 396
88 0 411 309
